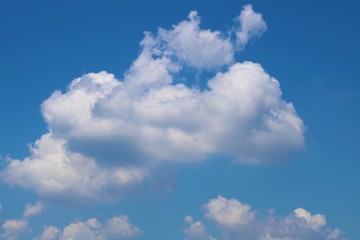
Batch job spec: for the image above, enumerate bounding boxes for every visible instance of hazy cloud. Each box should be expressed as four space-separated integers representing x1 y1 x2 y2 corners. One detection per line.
23 202 44 218
2 219 28 240
35 226 60 240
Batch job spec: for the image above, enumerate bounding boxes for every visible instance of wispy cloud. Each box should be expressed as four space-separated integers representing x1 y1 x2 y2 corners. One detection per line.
23 202 44 219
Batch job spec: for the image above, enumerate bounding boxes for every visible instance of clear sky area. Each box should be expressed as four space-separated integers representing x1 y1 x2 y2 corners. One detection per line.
0 0 359 239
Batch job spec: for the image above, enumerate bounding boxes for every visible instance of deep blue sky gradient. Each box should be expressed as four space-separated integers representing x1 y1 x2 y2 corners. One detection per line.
1 0 359 239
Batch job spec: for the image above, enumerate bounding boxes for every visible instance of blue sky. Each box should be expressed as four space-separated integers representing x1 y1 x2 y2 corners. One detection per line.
0 0 359 239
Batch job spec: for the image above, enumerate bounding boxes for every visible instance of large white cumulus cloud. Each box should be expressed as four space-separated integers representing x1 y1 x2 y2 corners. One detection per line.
1 5 304 201
184 196 346 240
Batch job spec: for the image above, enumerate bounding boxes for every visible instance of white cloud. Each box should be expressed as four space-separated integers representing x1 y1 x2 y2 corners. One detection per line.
327 228 342 240
235 4 267 49
102 216 141 238
59 216 140 240
204 195 254 229
1 6 304 202
1 202 138 240
2 219 28 240
294 208 326 230
156 11 234 69
36 226 60 240
23 202 44 218
60 219 100 240
184 216 216 240
1 202 48 240
2 134 147 202
42 61 303 165
186 196 347 240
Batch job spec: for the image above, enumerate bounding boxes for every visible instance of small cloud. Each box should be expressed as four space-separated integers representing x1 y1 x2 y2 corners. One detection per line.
59 215 140 240
184 215 216 240
185 196 347 240
156 10 234 69
235 4 267 49
23 202 44 219
294 208 326 230
35 226 60 240
2 219 28 240
204 195 254 229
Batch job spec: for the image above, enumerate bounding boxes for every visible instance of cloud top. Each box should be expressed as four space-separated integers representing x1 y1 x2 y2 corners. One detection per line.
235 4 267 48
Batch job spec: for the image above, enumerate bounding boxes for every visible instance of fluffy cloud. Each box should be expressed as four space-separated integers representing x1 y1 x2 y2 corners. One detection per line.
1 219 28 240
184 196 346 240
184 216 216 240
2 133 146 202
204 195 254 229
1 6 304 201
294 208 326 230
36 226 60 240
59 216 140 240
156 11 234 69
235 4 267 49
1 203 139 240
1 201 45 240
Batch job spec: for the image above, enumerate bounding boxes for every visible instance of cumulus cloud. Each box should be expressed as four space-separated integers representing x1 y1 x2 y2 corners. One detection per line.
183 196 347 240
1 201 46 240
1 6 304 201
294 208 326 230
59 216 140 240
36 226 60 240
2 133 146 202
2 219 28 240
204 195 254 229
156 11 234 69
184 216 216 240
1 202 139 240
235 4 267 49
